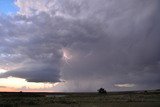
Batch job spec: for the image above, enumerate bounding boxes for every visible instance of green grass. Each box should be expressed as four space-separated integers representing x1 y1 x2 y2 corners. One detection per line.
0 91 160 106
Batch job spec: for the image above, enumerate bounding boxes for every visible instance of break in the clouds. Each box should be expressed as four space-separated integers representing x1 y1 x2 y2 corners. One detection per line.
0 0 160 91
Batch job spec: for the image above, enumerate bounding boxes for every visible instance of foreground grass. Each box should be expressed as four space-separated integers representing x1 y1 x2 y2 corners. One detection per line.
0 91 160 106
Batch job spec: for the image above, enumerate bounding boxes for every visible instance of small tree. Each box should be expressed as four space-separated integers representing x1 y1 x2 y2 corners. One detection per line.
97 88 107 94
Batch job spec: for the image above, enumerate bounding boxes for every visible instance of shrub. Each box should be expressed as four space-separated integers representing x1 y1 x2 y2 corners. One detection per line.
97 88 107 94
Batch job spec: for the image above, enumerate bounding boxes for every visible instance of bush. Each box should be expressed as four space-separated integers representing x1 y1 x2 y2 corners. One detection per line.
97 88 107 94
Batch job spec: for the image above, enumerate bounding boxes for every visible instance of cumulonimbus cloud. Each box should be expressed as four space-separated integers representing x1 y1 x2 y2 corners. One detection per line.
0 0 160 91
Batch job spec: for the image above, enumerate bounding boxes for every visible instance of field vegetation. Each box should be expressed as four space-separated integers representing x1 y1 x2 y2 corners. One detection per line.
0 90 160 107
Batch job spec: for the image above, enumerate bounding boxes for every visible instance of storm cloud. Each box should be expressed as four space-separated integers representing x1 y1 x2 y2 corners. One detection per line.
0 0 160 91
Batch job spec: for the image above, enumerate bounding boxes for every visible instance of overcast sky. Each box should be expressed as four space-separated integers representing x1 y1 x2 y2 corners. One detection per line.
0 0 160 92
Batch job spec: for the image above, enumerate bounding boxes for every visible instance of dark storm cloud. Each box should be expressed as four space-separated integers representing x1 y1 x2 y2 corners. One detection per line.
0 13 64 82
0 0 160 91
0 62 61 82
60 0 160 91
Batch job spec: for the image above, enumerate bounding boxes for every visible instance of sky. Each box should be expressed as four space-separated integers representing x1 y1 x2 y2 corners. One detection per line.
0 0 18 14
0 0 160 92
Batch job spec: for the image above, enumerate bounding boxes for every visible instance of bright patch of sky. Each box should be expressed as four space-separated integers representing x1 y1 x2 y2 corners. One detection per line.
0 0 18 14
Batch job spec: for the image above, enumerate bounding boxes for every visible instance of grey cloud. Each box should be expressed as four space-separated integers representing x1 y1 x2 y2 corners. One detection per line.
0 62 61 82
0 0 160 91
0 13 64 82
60 0 160 91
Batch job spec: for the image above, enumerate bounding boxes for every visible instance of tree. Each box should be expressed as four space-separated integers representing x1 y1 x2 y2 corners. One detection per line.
97 88 107 94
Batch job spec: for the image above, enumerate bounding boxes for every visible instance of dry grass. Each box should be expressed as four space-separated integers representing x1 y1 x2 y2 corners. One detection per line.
0 91 160 107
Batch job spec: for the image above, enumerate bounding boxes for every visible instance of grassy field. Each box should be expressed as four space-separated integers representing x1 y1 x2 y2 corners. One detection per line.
0 90 160 107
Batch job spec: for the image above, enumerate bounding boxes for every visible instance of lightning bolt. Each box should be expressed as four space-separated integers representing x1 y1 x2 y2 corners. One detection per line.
62 49 72 65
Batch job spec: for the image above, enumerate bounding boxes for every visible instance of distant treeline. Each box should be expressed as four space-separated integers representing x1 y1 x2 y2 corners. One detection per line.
0 89 159 97
0 92 45 97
